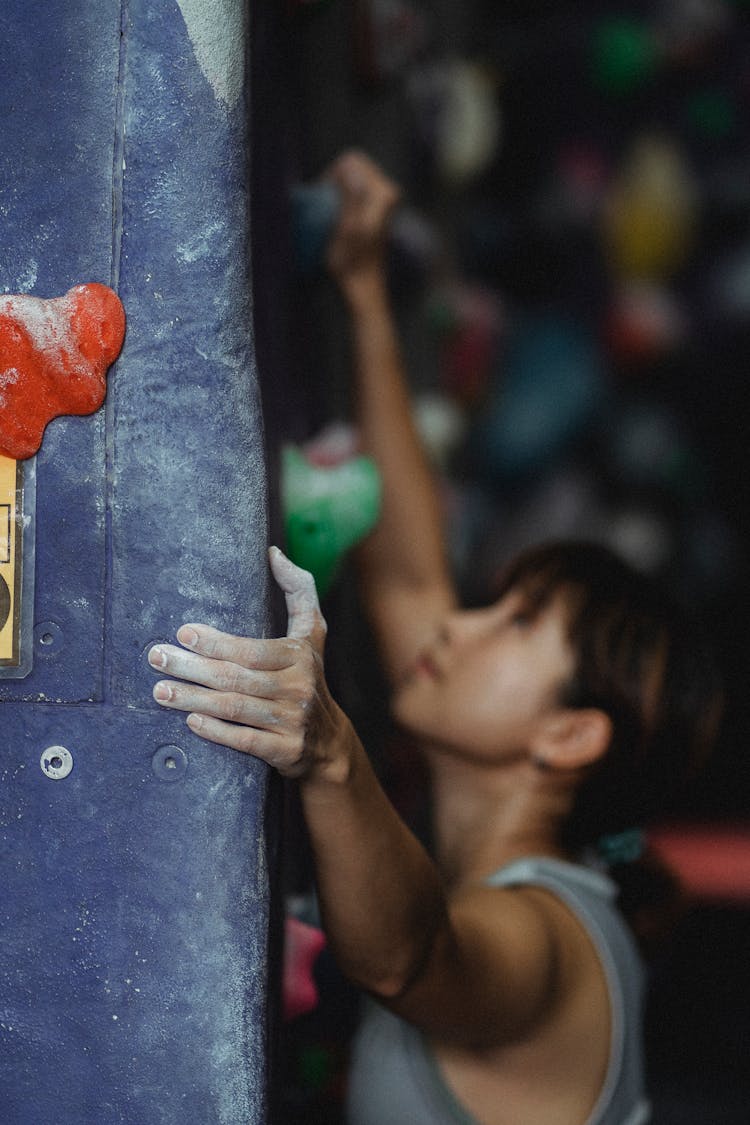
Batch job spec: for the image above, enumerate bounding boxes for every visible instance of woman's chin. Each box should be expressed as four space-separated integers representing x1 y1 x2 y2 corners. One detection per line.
390 682 424 730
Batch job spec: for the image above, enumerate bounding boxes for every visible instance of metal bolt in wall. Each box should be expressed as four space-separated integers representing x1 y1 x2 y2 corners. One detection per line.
152 744 188 782
40 745 74 780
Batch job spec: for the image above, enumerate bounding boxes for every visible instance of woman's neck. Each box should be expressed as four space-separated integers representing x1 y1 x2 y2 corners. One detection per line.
424 745 572 889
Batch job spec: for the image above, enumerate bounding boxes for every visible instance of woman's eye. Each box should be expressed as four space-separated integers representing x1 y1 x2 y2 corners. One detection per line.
501 603 530 630
510 595 547 626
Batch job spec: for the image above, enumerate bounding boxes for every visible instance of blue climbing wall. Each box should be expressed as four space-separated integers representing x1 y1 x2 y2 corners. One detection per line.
0 2 271 1121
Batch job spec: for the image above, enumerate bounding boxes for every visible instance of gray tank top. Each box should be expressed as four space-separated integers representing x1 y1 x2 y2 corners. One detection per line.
346 856 651 1125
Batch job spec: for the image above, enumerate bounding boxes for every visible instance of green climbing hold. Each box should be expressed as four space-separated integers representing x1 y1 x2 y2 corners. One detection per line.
591 18 659 96
282 444 382 597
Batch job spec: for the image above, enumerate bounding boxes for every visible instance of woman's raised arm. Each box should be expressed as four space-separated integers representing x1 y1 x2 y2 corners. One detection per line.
326 152 458 685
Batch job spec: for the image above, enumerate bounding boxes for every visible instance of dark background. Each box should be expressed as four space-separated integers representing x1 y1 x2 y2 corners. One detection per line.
251 2 750 1121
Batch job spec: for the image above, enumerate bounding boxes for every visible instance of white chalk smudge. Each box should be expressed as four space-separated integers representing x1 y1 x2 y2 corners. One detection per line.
0 293 74 357
176 0 246 110
177 219 223 264
0 261 38 294
16 261 38 293
0 367 19 408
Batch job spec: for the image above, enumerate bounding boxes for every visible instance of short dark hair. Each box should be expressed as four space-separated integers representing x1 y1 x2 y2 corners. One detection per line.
495 540 724 852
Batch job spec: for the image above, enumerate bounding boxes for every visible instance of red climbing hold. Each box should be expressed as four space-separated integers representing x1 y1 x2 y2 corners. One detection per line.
282 916 327 1021
0 283 126 460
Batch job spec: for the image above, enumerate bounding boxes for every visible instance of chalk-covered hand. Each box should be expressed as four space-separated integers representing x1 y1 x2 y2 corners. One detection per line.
148 547 353 781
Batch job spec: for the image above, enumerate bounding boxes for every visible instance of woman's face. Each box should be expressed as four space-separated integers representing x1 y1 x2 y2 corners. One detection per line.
391 586 577 764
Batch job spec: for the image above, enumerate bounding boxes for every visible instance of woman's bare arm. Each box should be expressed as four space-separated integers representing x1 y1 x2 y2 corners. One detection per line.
327 153 457 684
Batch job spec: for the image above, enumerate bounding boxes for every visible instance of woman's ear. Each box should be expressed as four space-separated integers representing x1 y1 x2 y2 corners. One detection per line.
530 708 612 773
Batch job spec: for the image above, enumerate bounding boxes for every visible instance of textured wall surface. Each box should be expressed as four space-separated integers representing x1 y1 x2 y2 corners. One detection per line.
0 2 271 1121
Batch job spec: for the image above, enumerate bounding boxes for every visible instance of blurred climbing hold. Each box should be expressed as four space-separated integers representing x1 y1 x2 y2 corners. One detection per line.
590 17 659 96
283 916 327 1022
601 135 698 280
408 58 502 187
427 282 504 404
282 440 382 596
473 315 607 481
604 281 688 366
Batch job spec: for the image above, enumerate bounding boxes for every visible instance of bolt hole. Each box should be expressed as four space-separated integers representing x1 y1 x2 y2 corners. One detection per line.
49 756 63 770
40 632 54 646
151 745 187 781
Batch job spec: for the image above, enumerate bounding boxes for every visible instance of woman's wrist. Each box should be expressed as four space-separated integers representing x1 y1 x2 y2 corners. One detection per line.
301 703 360 793
341 266 390 317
